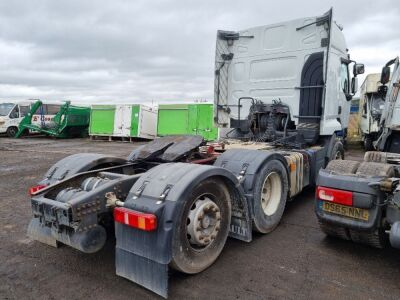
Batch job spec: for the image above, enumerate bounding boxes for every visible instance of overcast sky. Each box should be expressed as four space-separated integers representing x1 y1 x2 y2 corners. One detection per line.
0 0 399 105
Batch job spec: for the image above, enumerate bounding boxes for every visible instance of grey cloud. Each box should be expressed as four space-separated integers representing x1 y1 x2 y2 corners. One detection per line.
0 0 398 104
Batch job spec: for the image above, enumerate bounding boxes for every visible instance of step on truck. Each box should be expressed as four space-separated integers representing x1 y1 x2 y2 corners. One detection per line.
316 57 400 249
27 9 364 298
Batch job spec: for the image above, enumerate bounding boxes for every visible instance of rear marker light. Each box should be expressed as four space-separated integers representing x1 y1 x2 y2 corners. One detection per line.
317 186 353 206
29 184 48 196
114 207 157 231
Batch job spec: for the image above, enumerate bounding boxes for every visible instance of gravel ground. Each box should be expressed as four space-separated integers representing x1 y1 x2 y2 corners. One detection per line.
1 137 399 300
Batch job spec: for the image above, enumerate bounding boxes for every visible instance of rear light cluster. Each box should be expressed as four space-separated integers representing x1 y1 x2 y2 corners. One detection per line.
29 184 48 196
114 207 157 231
316 186 353 206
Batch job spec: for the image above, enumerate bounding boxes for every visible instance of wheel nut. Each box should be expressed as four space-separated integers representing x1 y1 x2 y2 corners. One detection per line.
211 235 216 240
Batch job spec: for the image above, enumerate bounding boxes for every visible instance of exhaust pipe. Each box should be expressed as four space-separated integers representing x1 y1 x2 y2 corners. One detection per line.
28 218 107 254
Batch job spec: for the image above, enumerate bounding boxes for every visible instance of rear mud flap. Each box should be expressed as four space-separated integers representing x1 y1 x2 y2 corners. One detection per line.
27 218 58 248
116 248 168 298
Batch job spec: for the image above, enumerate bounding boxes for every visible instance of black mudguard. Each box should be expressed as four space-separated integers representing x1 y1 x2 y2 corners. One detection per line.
213 149 290 216
40 153 127 185
115 162 251 298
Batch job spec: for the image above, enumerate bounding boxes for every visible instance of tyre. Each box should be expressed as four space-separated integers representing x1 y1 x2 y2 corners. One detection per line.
348 229 387 249
356 161 395 177
6 126 18 138
318 220 351 240
325 160 360 174
363 135 374 151
170 178 231 274
364 151 386 163
329 140 345 161
252 159 289 234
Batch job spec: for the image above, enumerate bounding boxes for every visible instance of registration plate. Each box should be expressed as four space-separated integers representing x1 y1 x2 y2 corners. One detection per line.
321 201 369 221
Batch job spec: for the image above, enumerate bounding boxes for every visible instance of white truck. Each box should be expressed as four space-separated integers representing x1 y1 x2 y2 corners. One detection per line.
316 57 400 249
375 57 400 152
26 9 364 298
359 73 386 150
0 101 32 137
0 101 62 137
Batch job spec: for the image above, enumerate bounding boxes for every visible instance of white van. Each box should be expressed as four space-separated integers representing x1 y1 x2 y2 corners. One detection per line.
0 101 61 137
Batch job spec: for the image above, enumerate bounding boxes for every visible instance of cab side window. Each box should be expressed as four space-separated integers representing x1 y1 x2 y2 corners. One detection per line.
19 105 30 117
340 63 349 94
9 106 19 119
47 104 61 114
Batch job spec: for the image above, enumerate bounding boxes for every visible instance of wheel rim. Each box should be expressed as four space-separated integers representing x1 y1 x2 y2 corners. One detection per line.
186 195 221 249
9 127 17 137
261 172 282 216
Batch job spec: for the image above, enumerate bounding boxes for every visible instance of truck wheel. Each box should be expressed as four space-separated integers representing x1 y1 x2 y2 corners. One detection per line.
325 160 360 174
329 140 345 161
252 159 289 234
364 135 374 151
170 178 231 274
356 162 395 177
364 151 386 163
6 126 18 138
349 229 387 249
318 220 350 240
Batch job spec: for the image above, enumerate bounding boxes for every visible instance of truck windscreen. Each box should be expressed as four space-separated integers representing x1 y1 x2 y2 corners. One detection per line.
0 103 15 116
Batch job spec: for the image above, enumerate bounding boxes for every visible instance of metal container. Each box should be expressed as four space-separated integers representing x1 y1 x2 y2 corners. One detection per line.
157 103 218 141
89 104 157 139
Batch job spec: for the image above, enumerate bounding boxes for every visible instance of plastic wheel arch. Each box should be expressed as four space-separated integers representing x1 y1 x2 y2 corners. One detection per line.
40 153 127 185
115 162 252 298
213 148 291 212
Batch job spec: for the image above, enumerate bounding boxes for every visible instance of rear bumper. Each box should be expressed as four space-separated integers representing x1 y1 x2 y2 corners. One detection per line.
315 170 385 231
29 195 106 253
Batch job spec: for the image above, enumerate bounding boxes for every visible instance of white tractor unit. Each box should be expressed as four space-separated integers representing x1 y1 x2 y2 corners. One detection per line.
26 9 364 298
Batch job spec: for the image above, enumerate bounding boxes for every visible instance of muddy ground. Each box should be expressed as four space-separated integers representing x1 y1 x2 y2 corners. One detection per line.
1 138 399 299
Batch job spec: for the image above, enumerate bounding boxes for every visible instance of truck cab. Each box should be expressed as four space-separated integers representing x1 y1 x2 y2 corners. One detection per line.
359 73 387 150
0 102 31 137
214 9 363 144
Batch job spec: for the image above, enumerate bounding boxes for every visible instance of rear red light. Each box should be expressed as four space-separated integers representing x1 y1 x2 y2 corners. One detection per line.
317 186 353 206
29 184 48 196
114 207 157 231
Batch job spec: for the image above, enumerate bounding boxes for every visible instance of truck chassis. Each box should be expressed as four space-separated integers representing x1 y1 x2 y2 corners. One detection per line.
28 134 339 297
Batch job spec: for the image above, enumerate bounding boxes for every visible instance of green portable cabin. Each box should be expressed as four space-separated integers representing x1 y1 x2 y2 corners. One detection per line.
157 103 218 141
89 104 157 139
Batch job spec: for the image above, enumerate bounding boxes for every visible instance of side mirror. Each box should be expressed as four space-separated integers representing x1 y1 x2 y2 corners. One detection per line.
351 77 358 94
381 66 391 85
353 63 365 76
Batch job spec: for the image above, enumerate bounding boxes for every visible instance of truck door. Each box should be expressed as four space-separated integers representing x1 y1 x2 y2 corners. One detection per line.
321 13 353 136
381 57 400 128
113 105 132 137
